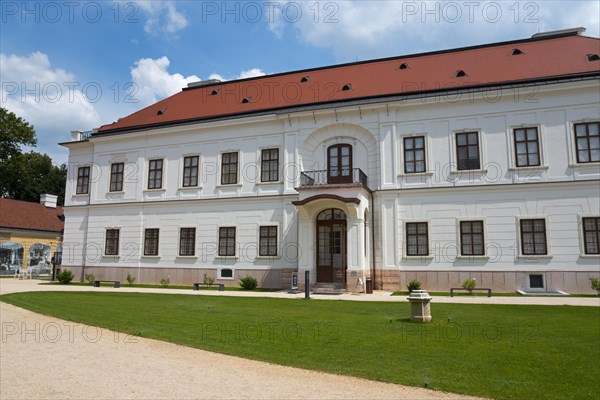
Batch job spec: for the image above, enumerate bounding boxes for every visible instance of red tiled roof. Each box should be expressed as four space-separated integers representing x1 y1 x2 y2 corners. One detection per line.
98 33 600 134
0 198 64 233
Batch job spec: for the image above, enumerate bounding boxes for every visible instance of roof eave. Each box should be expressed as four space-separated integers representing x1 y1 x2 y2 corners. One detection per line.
94 73 600 137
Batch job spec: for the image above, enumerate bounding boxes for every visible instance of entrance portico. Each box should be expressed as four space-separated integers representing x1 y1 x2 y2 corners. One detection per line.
293 191 371 292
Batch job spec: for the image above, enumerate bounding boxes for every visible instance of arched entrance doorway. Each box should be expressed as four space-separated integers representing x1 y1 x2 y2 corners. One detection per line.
316 208 347 283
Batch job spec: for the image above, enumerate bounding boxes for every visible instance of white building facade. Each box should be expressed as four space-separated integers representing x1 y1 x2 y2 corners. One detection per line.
62 30 600 293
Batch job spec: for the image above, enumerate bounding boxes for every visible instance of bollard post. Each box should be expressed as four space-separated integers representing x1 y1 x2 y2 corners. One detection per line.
304 270 310 300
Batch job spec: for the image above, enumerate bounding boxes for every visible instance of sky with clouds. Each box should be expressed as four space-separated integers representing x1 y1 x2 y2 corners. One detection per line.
1 0 599 164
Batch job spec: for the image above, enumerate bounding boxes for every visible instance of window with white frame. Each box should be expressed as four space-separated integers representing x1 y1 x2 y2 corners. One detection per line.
105 229 120 255
513 127 541 167
219 227 236 256
574 122 600 163
455 132 481 170
147 159 163 190
460 221 485 256
403 136 426 173
144 228 159 256
182 155 199 187
520 219 547 255
179 228 196 256
221 152 238 185
219 268 233 279
109 163 124 192
259 226 277 256
76 166 90 194
261 149 279 182
582 217 600 255
406 222 429 256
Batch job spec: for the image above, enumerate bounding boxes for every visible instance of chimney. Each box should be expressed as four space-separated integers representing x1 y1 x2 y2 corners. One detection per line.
40 194 58 209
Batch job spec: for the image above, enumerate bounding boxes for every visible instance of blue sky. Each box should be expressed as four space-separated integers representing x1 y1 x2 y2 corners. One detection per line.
1 0 599 164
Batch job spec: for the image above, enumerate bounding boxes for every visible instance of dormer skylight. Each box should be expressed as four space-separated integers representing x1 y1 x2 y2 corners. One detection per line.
512 48 524 55
399 63 409 70
211 89 220 95
242 97 252 104
587 54 600 61
300 76 310 82
342 83 352 91
455 70 468 77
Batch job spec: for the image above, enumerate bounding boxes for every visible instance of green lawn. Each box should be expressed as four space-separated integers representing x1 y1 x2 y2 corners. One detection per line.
1 292 598 400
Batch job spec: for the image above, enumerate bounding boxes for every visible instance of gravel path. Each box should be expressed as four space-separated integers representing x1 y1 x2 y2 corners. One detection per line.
0 280 484 400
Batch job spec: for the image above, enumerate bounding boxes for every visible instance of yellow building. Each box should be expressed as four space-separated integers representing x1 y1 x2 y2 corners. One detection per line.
0 195 64 274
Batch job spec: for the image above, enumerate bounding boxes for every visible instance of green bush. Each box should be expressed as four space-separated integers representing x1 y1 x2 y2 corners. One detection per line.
239 275 258 290
160 276 170 287
590 277 600 294
407 279 421 292
462 277 477 293
203 273 215 286
126 273 136 286
57 269 74 284
85 273 95 285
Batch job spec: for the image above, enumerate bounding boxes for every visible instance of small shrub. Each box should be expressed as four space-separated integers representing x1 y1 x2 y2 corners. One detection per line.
126 273 136 286
239 275 258 290
85 273 95 285
462 277 477 293
160 276 170 287
57 269 74 284
407 279 421 292
590 277 600 294
203 273 215 286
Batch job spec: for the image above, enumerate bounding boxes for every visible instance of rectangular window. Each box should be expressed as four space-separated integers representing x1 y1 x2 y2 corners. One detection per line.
261 149 279 182
221 152 238 185
529 274 544 289
179 228 196 256
105 229 120 256
460 221 485 256
582 217 600 255
182 156 199 187
404 136 426 173
76 166 90 194
148 159 163 190
259 226 278 256
219 227 236 256
514 127 541 167
144 228 159 256
406 222 428 256
574 122 600 163
456 132 481 170
520 219 547 255
110 162 124 192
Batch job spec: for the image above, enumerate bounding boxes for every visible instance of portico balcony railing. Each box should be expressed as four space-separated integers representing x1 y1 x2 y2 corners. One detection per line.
299 168 368 187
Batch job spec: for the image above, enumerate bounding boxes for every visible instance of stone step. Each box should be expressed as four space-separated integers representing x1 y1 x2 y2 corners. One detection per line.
312 283 347 294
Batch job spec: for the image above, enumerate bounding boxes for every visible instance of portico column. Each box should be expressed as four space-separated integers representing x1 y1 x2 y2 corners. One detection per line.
295 207 314 289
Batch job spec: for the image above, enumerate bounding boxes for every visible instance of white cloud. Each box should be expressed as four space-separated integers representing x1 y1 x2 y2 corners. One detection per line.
208 68 266 82
238 68 267 79
268 1 600 61
0 52 102 163
0 51 265 164
136 1 188 35
130 56 200 106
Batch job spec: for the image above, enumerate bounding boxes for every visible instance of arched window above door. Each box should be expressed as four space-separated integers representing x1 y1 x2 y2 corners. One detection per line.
317 208 347 220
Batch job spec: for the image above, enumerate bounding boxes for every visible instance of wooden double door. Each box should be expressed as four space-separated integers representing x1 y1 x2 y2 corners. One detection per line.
316 209 347 283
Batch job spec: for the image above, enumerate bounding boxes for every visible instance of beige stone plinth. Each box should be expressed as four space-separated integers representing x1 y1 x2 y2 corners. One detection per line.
407 290 432 322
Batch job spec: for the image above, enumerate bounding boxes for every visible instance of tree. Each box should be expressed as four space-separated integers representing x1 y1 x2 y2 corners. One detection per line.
0 107 37 162
0 108 66 205
0 152 67 206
